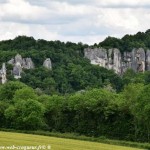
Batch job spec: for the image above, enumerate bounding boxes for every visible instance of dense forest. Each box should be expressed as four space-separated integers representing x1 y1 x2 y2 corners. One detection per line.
0 80 150 142
0 35 123 94
96 29 150 52
1 30 150 142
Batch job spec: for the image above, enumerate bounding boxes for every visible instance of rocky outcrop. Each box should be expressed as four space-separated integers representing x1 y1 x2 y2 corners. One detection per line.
43 58 52 70
0 54 53 84
13 62 22 79
8 54 34 79
22 58 34 69
84 48 122 74
84 48 149 74
0 63 7 84
8 58 15 65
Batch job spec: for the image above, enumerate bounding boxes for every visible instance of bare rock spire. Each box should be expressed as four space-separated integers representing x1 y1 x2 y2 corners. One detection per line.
43 58 52 70
8 54 35 79
0 63 7 84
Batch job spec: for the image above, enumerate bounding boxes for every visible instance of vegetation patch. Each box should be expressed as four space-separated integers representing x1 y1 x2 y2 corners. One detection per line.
0 131 145 150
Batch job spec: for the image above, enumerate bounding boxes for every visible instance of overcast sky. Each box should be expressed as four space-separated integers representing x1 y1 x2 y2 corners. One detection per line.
0 0 150 44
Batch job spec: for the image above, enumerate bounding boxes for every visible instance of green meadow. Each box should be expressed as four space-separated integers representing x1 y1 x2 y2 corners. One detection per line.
0 131 144 150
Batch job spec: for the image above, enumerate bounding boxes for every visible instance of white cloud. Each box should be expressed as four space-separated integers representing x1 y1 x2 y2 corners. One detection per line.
93 0 150 8
0 22 30 40
0 0 49 23
0 0 149 44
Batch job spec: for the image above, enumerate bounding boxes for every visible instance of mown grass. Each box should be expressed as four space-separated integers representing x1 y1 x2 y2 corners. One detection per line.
0 131 145 150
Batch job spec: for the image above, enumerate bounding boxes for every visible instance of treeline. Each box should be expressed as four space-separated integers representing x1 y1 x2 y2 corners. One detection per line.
0 31 150 94
0 75 150 142
96 29 150 52
0 36 122 94
1 31 150 143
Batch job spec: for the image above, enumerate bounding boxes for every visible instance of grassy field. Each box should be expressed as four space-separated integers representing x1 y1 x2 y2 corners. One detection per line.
0 131 144 150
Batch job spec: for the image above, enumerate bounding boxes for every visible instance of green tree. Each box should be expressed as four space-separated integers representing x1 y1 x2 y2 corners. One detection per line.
0 81 27 102
5 99 46 130
13 87 37 102
121 83 145 141
133 85 150 141
0 101 9 127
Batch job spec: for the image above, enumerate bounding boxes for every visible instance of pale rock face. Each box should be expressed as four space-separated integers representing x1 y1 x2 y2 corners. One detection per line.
8 54 35 79
8 58 15 65
26 58 34 69
122 52 132 73
107 49 113 70
135 48 145 72
146 50 150 70
84 48 122 74
22 58 26 68
84 48 97 60
43 58 52 70
13 62 22 79
0 63 7 84
130 48 145 72
84 48 149 74
112 49 122 74
22 58 34 69
15 54 23 64
13 54 23 79
84 48 108 68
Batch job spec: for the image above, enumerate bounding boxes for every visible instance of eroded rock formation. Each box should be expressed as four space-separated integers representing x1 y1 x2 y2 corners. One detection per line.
43 58 52 70
84 48 149 74
8 54 34 79
0 63 7 84
0 54 53 84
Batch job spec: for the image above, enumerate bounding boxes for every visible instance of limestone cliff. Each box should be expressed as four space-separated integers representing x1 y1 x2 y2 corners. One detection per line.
6 54 53 81
0 63 7 84
43 58 52 70
8 54 34 79
84 48 149 74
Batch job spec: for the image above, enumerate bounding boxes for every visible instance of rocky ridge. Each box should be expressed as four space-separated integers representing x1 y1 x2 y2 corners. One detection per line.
8 54 35 79
0 54 52 84
84 48 148 74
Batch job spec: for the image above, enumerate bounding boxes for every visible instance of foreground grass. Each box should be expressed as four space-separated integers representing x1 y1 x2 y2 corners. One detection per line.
0 131 144 150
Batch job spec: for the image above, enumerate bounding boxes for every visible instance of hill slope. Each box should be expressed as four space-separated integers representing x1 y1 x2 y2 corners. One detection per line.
0 36 122 94
1 30 150 94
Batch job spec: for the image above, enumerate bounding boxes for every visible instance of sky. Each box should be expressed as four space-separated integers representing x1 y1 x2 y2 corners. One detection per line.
0 0 150 44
